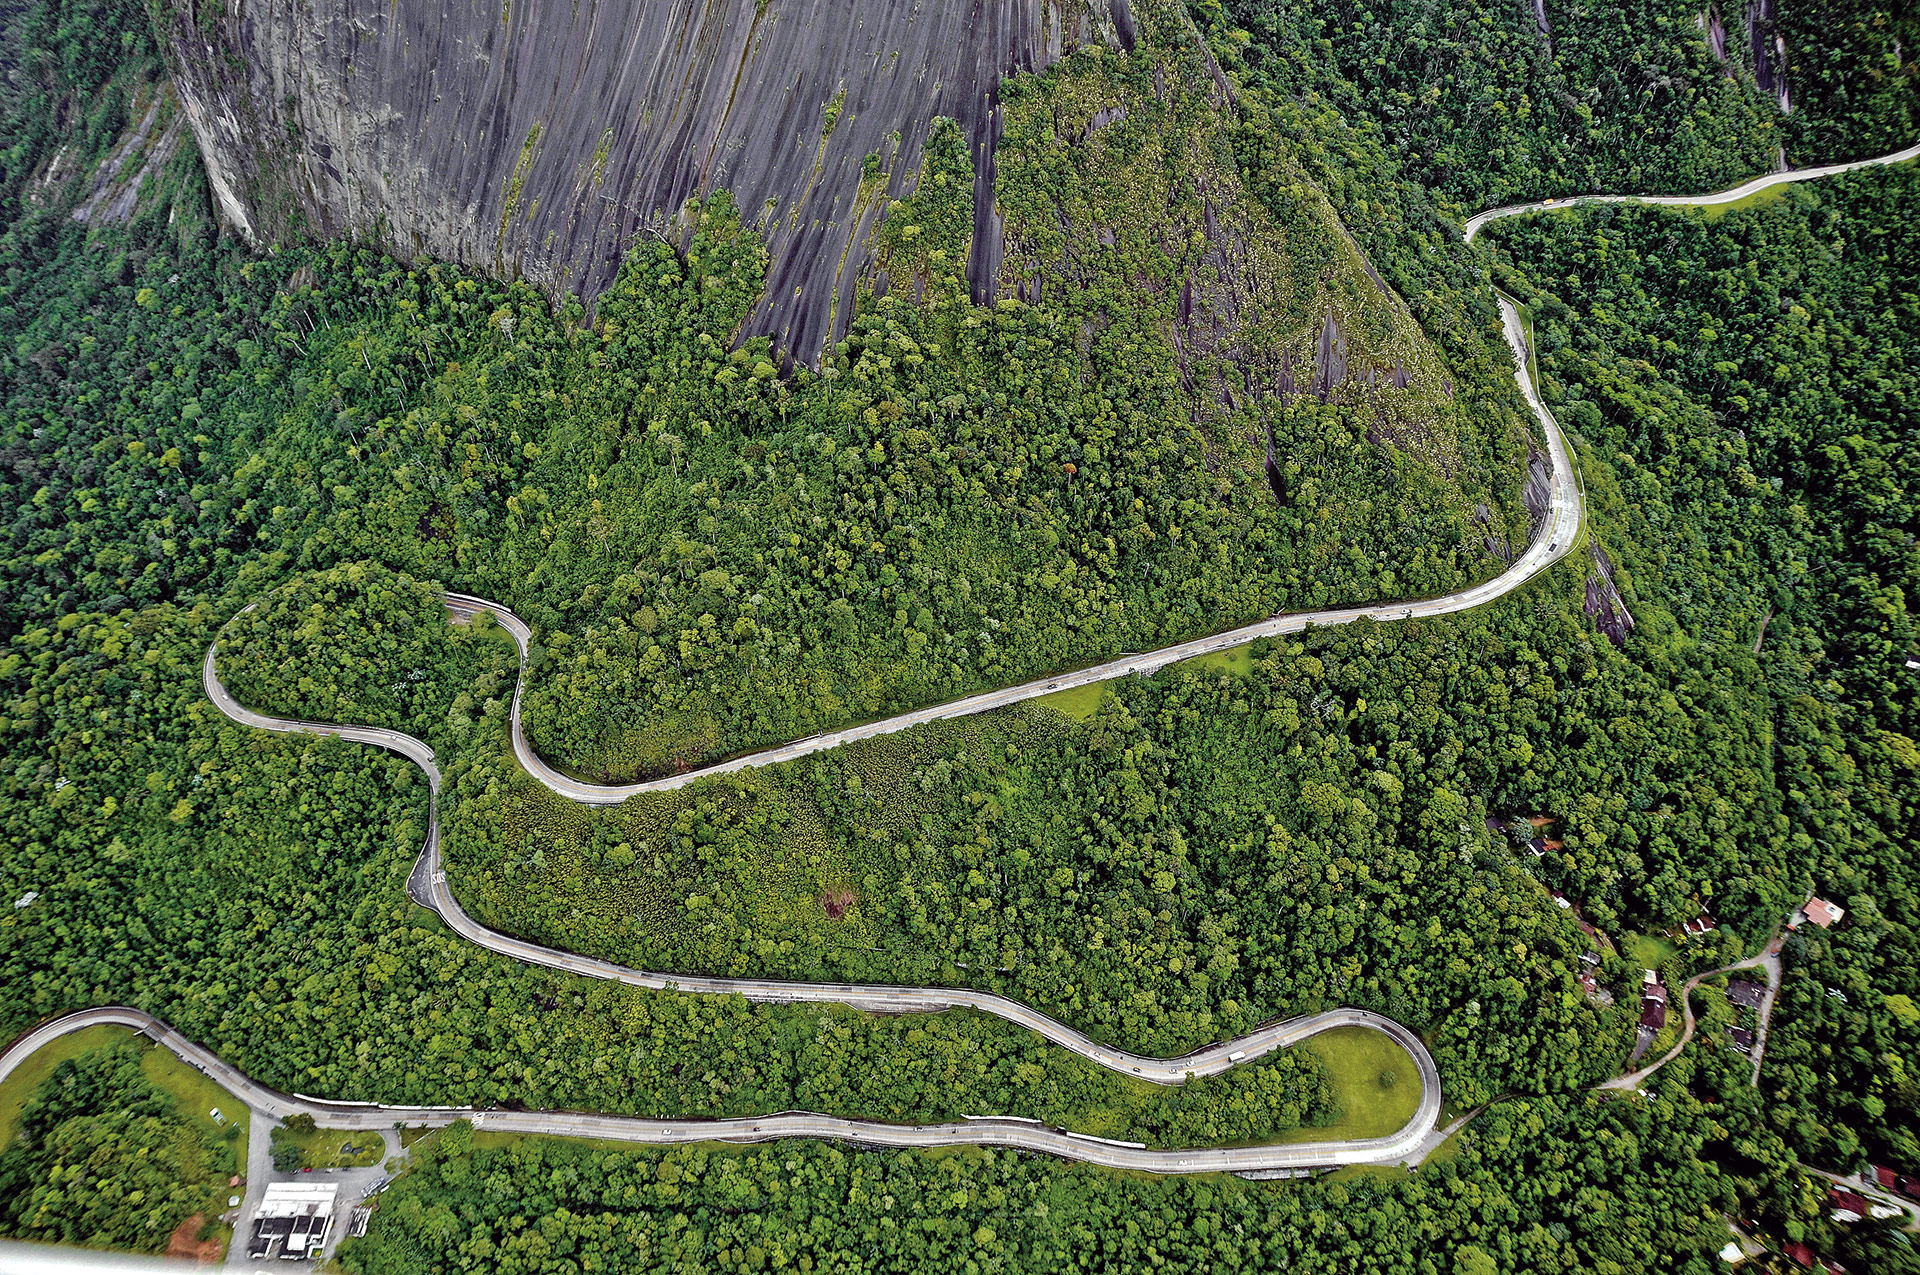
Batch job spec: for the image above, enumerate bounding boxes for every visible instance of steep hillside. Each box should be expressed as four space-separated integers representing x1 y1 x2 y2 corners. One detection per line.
160 0 1135 364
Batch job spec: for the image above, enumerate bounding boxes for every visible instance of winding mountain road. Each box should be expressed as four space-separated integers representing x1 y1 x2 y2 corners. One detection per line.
440 355 1579 803
199 642 1447 1167
0 1006 1440 1175
1461 142 1920 243
152 142 1919 1176
267 141 1920 809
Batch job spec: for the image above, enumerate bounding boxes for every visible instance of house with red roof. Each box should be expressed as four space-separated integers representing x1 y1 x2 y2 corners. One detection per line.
1790 897 1846 930
1829 1187 1869 1222
1873 1164 1920 1200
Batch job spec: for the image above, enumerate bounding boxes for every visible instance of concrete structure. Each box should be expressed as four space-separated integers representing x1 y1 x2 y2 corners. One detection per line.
245 1183 337 1261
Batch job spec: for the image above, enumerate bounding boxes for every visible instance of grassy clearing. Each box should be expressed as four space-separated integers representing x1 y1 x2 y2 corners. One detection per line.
1281 1027 1424 1143
1697 182 1792 220
0 1024 246 1150
142 1044 250 1153
0 1025 245 1258
0 1023 127 1141
129 1037 249 1248
1033 680 1108 721
1181 643 1255 679
1625 932 1679 970
275 1123 386 1169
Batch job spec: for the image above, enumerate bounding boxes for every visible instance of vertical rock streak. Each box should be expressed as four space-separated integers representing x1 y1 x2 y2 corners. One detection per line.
167 0 1132 362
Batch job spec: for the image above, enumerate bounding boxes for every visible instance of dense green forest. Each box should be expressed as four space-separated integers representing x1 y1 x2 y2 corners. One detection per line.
339 1040 1860 1275
1212 0 1916 212
1485 164 1920 1175
214 561 517 749
0 1044 231 1254
448 589 1760 1102
0 0 1916 1267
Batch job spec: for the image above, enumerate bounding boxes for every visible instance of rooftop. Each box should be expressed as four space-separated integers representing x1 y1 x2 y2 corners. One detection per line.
1797 898 1845 930
1725 980 1766 1008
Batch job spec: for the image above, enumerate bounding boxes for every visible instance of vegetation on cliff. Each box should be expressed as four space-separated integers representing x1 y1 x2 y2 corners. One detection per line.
0 0 1916 1268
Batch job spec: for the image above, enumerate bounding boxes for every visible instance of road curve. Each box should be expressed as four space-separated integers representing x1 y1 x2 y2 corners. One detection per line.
184 144 1919 1170
201 645 1443 1111
218 139 1920 808
440 140 1920 806
0 1006 1440 1174
1460 142 1920 244
448 352 1579 804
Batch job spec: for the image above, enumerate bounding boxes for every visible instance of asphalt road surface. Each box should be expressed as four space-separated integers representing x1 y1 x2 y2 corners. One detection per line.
0 1007 1440 1176
177 141 1920 1180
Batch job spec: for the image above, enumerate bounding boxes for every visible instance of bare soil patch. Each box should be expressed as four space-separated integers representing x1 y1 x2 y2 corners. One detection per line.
166 1215 222 1264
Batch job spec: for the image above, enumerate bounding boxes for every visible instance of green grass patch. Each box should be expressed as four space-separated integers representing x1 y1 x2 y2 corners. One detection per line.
1181 643 1255 679
1624 932 1679 971
2 1025 249 1156
131 1035 250 1242
0 1025 247 1255
0 1023 128 1142
1697 182 1793 221
1282 1027 1425 1143
140 1042 251 1156
1033 680 1108 721
274 1122 385 1169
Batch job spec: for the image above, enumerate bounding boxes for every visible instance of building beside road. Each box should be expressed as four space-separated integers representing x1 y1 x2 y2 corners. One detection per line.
1789 897 1845 930
1725 979 1766 1009
246 1182 338 1261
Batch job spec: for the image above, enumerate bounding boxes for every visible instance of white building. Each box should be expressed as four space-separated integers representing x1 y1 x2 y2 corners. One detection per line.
245 1182 339 1261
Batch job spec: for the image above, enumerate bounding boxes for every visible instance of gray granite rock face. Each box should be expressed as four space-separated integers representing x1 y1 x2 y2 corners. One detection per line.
165 0 1133 362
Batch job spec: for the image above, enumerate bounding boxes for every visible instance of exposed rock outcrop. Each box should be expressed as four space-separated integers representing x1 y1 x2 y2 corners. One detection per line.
72 90 189 226
1584 544 1636 647
162 0 1136 362
1744 0 1792 113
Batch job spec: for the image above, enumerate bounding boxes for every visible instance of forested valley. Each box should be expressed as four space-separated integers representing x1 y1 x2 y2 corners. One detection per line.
1485 163 1920 1181
0 0 1915 1268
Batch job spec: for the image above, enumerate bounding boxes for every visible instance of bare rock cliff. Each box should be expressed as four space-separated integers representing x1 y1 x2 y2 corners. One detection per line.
164 0 1134 361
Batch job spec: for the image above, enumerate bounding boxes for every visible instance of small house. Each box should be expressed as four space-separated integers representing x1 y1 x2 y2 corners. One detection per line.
1872 1165 1920 1200
1829 1187 1868 1223
1725 979 1766 1009
1791 897 1846 930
